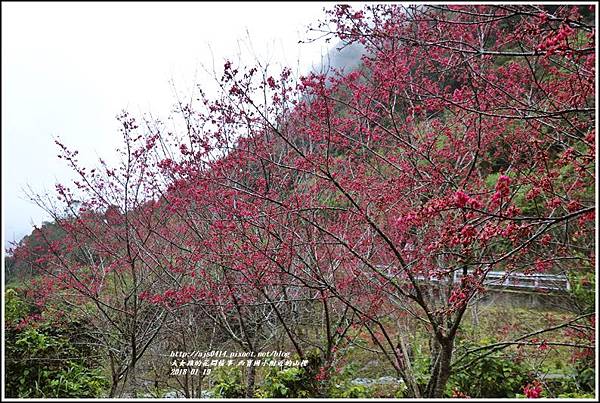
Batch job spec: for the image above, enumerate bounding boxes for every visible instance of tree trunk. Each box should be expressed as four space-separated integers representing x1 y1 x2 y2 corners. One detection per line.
129 359 138 398
108 377 119 398
426 337 454 397
397 332 421 397
433 341 453 397
246 363 256 397
108 352 120 397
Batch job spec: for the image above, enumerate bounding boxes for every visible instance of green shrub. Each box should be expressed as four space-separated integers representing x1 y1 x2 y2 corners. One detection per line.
574 366 595 392
555 392 595 398
5 288 29 324
210 367 246 398
540 373 595 398
4 290 108 398
328 362 374 398
254 349 327 398
257 367 313 398
446 349 531 398
568 270 595 312
336 384 372 398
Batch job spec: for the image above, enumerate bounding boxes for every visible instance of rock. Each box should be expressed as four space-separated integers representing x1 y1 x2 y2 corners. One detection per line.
161 389 214 399
351 377 375 386
200 390 214 398
351 376 404 386
163 390 182 398
376 376 402 385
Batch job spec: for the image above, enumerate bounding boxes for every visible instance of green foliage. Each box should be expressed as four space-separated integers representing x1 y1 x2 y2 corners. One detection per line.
4 288 29 324
256 350 324 398
541 373 594 397
335 384 372 398
210 367 246 398
327 362 373 398
405 343 434 393
574 366 595 392
555 392 595 398
394 384 409 398
568 270 595 312
4 289 108 398
257 367 313 398
6 326 107 398
446 345 531 398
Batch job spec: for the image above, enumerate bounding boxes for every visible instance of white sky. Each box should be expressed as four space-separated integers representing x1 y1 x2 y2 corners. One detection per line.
2 2 349 248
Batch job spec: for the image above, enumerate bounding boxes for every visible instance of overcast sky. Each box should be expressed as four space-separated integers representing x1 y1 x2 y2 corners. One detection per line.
2 2 353 248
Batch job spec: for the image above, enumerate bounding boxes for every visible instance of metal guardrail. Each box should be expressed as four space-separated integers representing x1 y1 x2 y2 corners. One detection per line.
467 271 571 291
379 266 571 292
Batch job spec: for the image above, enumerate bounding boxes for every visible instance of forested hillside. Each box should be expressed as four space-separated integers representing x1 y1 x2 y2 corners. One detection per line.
5 4 596 399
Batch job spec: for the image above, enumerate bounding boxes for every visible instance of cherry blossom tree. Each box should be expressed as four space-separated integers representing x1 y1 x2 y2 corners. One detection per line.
13 3 595 398
155 4 593 396
18 113 177 397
